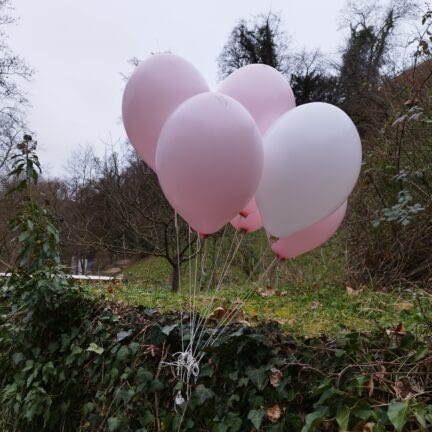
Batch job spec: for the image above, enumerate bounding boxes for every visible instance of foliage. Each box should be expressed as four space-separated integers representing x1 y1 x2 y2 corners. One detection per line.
217 13 290 79
346 8 432 289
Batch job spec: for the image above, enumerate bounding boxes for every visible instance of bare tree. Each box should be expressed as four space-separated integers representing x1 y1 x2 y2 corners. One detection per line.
63 145 198 292
290 49 342 105
338 0 416 134
0 0 33 176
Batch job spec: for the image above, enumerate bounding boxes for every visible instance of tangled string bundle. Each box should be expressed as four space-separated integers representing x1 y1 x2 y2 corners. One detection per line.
164 350 200 384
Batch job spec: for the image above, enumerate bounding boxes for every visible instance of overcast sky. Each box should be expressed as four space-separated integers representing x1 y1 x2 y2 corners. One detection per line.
8 0 348 177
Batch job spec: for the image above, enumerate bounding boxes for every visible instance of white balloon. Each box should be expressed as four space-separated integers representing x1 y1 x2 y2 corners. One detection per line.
256 102 362 237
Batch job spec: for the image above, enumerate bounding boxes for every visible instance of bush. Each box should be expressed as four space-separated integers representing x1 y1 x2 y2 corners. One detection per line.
346 43 432 289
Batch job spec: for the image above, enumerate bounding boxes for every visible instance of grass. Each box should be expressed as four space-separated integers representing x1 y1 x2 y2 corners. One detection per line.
89 232 432 337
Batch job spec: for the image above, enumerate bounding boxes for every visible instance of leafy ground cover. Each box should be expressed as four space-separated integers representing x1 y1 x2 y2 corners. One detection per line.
3 291 432 432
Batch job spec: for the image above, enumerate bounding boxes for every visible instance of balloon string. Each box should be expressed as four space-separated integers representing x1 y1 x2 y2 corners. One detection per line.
192 234 200 349
187 225 228 350
190 228 239 353
201 256 277 351
188 225 193 354
201 252 276 351
192 231 245 359
188 230 200 364
195 229 238 326
174 211 185 384
200 246 269 347
170 225 227 401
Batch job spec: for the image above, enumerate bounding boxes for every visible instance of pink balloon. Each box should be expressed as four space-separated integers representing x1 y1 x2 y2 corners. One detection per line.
156 92 263 235
218 64 296 134
271 201 347 260
122 53 208 170
230 198 263 233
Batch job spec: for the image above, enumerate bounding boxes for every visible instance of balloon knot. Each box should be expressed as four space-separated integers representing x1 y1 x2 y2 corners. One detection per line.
239 211 248 218
268 235 279 245
199 232 209 240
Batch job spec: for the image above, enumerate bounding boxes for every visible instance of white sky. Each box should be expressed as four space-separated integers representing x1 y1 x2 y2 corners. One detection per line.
8 0 349 177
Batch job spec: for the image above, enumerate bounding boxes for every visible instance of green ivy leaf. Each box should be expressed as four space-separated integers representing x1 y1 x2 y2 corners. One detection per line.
86 343 104 355
12 352 25 365
136 367 153 385
237 376 249 387
139 410 155 427
221 412 242 431
414 346 429 361
246 367 267 391
336 404 350 431
351 403 375 421
107 416 124 431
248 408 264 430
115 345 130 362
388 401 408 432
116 330 132 342
412 402 429 429
83 402 96 415
149 379 164 392
400 332 416 350
194 384 215 405
301 406 328 432
117 388 135 405
161 323 178 335
71 345 83 355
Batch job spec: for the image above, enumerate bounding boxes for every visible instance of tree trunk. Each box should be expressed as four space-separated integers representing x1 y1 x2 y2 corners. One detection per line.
171 262 180 293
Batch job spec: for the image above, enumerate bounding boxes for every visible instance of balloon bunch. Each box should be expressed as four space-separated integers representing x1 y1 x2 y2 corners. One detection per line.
122 53 362 261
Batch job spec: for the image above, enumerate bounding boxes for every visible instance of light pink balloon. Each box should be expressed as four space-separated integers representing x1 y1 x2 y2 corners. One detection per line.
271 201 347 260
156 92 263 235
218 64 296 134
122 53 208 170
230 198 263 233
256 103 361 238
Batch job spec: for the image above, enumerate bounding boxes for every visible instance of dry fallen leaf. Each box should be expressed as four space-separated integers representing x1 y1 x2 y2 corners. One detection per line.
363 422 376 432
255 287 286 298
269 368 283 387
395 322 406 335
386 323 406 336
268 235 279 244
346 286 363 297
274 318 297 326
392 377 420 400
311 301 321 310
208 307 244 321
353 422 376 432
394 302 414 312
376 365 386 382
266 404 282 423
208 307 226 320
